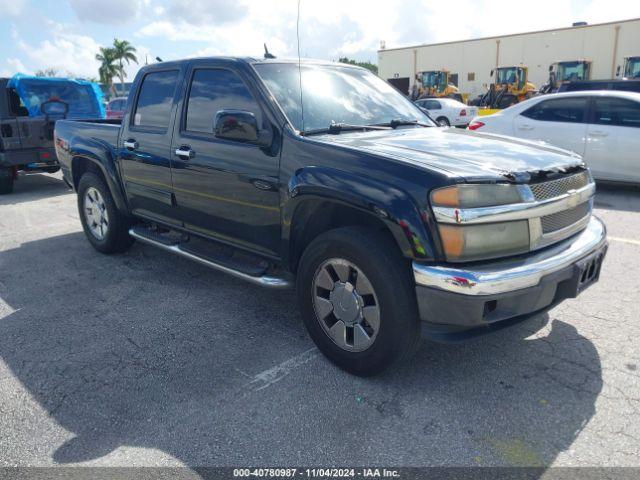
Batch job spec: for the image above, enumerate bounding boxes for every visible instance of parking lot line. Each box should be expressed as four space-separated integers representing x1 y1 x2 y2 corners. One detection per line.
609 236 640 246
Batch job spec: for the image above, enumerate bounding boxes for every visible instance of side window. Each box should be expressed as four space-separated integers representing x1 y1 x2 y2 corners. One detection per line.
592 97 640 128
112 99 125 110
8 88 28 117
521 97 586 123
132 70 179 129
185 69 262 134
424 100 441 110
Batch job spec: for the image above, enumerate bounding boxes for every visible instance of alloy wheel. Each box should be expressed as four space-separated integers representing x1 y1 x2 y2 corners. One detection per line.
312 258 380 352
83 187 109 240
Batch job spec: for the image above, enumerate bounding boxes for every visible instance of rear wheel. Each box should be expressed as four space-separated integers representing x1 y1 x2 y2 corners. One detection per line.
0 167 14 195
296 227 421 376
436 116 450 127
77 172 134 254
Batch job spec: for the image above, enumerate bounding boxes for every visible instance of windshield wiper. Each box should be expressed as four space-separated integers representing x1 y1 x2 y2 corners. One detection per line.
301 122 392 136
377 119 433 129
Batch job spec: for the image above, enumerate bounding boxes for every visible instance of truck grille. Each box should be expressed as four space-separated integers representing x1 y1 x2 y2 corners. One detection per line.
530 171 590 201
541 201 591 234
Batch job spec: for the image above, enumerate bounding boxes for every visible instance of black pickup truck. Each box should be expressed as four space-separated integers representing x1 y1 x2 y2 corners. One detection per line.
0 78 63 193
54 58 608 375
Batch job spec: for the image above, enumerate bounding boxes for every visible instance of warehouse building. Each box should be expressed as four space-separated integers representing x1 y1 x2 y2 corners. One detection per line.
378 18 640 98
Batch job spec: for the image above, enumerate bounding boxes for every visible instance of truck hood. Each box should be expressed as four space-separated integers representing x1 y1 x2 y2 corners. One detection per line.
315 127 584 181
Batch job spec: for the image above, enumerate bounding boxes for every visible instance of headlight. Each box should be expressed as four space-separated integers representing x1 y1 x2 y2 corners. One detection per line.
438 221 530 262
431 184 523 208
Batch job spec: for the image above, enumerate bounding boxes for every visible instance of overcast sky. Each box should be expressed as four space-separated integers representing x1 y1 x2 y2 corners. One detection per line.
1 0 639 80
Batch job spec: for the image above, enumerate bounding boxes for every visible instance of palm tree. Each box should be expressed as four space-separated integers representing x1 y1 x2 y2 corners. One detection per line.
112 39 138 96
96 47 118 97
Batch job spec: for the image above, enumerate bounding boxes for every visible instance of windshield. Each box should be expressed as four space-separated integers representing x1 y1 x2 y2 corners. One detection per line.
421 71 445 89
625 58 640 78
254 63 433 133
557 62 588 81
496 68 518 85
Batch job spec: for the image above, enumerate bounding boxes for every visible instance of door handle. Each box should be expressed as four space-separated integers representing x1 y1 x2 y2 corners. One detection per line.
518 124 534 131
175 146 195 160
123 139 138 150
589 130 609 137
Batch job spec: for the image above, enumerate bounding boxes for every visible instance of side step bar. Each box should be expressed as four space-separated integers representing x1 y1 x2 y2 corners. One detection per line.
129 228 292 289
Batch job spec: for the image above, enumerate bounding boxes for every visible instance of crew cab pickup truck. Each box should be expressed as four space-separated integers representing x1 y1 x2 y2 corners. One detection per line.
54 58 608 375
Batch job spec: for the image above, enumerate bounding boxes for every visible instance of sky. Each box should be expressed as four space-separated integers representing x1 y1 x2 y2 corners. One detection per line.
0 0 639 81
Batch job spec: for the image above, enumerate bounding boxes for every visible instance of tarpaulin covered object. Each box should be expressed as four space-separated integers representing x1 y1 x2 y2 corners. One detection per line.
8 74 105 119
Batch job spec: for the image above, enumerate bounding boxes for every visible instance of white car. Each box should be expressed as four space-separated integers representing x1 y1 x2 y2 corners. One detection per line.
414 98 477 127
468 91 640 183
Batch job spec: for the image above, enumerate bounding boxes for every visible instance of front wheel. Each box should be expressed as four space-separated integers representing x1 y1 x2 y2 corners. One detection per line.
77 172 134 254
296 227 421 376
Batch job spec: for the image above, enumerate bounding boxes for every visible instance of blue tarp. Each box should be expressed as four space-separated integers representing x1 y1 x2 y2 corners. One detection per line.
8 73 105 119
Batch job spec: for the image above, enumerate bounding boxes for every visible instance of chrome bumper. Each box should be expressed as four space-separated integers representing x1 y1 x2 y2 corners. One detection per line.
413 216 607 296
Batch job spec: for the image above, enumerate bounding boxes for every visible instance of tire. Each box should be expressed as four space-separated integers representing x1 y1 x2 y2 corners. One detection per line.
498 94 517 109
0 168 14 195
42 166 61 174
296 226 421 376
77 172 134 254
436 117 450 127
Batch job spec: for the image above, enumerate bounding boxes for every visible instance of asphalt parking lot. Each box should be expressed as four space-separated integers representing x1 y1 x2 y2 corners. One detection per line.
0 171 639 470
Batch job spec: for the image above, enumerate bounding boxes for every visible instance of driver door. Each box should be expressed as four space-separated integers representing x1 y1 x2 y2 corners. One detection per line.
170 61 281 257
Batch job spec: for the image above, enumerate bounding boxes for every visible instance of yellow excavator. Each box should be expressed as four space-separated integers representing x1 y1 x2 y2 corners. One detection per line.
471 65 536 114
539 60 592 94
416 70 463 102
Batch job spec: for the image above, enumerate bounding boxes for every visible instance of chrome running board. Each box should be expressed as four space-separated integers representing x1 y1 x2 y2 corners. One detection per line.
129 228 292 289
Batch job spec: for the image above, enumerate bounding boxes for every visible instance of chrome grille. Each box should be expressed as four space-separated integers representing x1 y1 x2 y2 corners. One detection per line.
530 171 590 201
541 201 591 233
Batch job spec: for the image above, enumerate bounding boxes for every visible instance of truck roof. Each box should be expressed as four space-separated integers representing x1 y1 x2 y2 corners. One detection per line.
141 56 365 71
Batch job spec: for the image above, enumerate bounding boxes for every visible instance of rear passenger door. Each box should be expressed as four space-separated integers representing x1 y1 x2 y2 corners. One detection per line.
585 96 640 182
514 97 589 156
170 62 281 257
119 67 184 225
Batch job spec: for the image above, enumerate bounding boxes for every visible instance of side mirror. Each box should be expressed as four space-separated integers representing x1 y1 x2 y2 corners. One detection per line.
490 69 494 77
548 65 554 72
616 65 621 77
214 110 271 146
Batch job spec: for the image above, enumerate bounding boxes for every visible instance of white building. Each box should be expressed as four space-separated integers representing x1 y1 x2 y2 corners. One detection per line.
378 18 640 98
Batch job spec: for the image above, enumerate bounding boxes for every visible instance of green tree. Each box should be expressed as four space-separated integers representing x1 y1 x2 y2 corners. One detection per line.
112 39 138 96
338 57 378 75
35 67 59 77
96 47 118 97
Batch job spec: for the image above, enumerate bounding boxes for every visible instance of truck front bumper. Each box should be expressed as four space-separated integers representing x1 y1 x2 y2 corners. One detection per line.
413 216 607 340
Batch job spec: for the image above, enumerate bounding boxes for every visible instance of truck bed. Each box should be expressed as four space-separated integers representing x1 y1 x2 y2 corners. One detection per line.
54 119 123 182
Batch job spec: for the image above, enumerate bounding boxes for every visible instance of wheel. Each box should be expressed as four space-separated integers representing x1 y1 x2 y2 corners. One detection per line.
436 117 450 127
498 94 517 109
77 172 134 254
0 168 14 194
42 166 60 174
296 227 421 376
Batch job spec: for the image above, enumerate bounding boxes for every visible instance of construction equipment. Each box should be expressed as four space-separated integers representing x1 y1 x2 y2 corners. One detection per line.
618 56 640 79
416 70 463 102
539 60 592 94
470 66 536 112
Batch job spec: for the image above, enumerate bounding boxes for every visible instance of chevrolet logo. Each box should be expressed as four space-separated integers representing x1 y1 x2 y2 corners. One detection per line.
566 189 580 208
